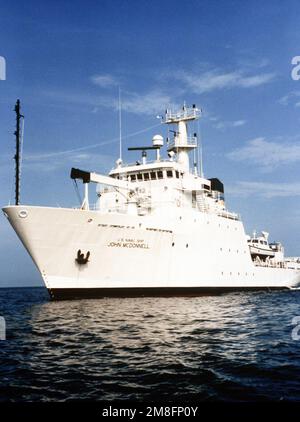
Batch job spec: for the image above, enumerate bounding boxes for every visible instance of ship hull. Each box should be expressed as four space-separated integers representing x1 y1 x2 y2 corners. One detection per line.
48 286 289 300
3 205 300 300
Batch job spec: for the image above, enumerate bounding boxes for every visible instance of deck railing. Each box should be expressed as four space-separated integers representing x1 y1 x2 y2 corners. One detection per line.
167 136 197 150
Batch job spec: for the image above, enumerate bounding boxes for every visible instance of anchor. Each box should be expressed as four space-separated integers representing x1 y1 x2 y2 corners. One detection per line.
75 249 90 265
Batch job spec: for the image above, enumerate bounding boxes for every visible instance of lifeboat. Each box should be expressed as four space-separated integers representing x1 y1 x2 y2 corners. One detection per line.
247 231 275 261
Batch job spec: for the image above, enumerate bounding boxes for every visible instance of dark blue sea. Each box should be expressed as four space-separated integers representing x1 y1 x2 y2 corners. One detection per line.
0 287 300 402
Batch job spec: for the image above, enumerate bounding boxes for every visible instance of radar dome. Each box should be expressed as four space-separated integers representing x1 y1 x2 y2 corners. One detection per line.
152 134 164 147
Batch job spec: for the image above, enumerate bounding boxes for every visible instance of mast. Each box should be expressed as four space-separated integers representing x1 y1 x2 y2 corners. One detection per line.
118 87 122 162
164 104 201 172
14 99 24 206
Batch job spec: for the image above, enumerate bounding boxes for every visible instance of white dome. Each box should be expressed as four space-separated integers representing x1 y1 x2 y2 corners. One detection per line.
152 134 164 147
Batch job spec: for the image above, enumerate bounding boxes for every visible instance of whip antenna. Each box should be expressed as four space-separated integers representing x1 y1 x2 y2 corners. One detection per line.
14 99 24 205
118 86 122 162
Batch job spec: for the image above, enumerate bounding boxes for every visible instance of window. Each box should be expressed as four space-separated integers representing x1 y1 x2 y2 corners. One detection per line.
166 170 173 178
157 171 163 179
192 190 196 208
150 172 156 180
137 173 143 181
144 172 149 181
175 171 179 179
131 174 136 181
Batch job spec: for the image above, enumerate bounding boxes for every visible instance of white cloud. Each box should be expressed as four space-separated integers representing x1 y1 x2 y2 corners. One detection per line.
91 74 118 88
43 89 116 109
278 91 300 107
227 137 300 171
227 181 300 198
43 88 172 116
121 91 174 115
89 74 174 114
215 119 246 130
232 120 246 127
237 73 275 88
174 69 275 93
21 151 113 173
0 150 112 175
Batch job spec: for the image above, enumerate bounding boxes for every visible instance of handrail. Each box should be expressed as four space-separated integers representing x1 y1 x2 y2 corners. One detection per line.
217 210 240 221
165 107 201 122
167 136 197 149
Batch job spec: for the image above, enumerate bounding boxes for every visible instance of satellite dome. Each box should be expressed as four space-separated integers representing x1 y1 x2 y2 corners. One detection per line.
152 134 164 147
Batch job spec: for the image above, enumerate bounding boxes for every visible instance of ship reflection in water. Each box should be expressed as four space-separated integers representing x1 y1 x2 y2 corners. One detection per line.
1 287 300 401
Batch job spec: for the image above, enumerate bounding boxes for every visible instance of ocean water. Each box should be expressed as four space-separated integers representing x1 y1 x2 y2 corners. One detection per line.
0 287 300 402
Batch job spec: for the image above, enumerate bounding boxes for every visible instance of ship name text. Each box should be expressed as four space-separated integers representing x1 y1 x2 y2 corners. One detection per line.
107 238 150 249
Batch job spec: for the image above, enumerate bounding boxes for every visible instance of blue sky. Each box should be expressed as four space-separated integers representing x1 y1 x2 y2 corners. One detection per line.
1 0 300 286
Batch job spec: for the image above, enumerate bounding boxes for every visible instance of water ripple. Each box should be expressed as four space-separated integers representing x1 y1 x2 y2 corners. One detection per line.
0 288 300 401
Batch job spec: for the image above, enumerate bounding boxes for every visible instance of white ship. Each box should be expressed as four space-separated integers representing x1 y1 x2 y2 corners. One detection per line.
3 104 300 299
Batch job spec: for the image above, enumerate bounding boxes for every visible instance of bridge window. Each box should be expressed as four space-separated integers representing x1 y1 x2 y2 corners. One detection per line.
167 170 173 178
131 174 136 181
137 173 143 181
157 171 163 179
175 171 179 178
144 172 149 181
150 172 156 180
